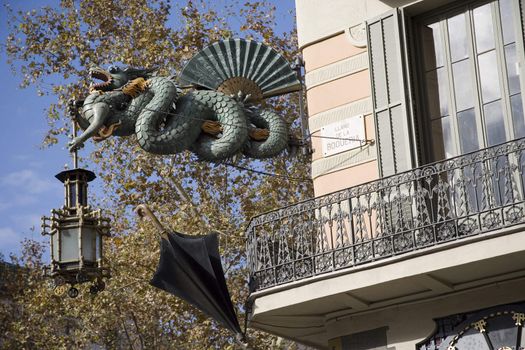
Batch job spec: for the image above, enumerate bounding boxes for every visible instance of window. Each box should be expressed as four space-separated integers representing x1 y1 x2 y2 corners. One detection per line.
416 0 525 162
417 302 525 350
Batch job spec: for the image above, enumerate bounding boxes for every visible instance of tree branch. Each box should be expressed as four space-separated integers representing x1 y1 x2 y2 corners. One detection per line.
130 311 145 350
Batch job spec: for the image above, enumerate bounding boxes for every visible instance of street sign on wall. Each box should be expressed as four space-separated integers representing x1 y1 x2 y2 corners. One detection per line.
321 115 366 157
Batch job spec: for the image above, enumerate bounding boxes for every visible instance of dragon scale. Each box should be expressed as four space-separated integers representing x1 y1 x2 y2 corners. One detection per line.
69 39 301 161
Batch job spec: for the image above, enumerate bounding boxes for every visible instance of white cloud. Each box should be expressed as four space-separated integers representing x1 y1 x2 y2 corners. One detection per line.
0 193 38 211
11 155 46 169
12 214 41 231
0 227 21 251
0 169 54 194
0 226 45 257
12 154 32 162
0 169 54 212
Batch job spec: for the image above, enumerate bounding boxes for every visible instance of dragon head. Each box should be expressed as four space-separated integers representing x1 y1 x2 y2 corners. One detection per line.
88 65 156 92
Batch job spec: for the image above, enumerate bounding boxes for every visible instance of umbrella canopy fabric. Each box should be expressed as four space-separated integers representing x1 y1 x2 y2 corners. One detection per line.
150 231 242 336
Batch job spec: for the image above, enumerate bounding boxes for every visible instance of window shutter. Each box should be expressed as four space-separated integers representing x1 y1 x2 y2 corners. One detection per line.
521 0 525 39
366 9 414 176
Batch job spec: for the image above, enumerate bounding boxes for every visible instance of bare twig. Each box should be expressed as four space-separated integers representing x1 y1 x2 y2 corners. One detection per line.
130 311 145 350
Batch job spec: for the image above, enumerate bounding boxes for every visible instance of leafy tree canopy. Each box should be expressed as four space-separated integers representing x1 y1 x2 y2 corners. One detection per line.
2 0 312 349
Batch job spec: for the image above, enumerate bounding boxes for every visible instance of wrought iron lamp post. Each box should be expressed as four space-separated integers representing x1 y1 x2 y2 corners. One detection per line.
41 118 110 298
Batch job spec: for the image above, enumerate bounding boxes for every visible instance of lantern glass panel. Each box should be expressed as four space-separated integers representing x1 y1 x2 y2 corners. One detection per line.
78 183 85 206
51 233 59 261
68 182 77 207
96 233 101 260
60 227 79 261
81 227 98 262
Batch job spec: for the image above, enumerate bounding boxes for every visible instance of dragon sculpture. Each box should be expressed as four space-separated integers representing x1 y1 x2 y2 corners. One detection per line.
69 38 302 161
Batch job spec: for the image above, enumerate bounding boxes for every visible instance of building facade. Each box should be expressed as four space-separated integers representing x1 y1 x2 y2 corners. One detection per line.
246 0 525 349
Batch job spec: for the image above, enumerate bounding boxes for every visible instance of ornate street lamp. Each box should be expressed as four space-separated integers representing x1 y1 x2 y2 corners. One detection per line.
41 118 110 298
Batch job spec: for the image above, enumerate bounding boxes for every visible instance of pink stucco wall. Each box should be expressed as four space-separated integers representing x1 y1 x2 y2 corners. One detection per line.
302 33 366 71
313 160 378 197
302 33 378 196
306 71 371 116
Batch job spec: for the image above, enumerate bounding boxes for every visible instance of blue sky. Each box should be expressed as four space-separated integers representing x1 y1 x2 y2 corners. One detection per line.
0 0 65 259
0 0 295 259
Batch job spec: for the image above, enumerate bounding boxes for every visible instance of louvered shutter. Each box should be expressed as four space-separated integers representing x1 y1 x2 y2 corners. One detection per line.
366 9 414 176
521 0 524 38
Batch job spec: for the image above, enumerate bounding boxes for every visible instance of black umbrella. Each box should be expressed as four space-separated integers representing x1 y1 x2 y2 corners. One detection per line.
135 205 245 342
150 231 242 336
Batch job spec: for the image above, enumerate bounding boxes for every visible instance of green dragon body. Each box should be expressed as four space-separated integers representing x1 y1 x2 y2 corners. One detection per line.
70 65 289 161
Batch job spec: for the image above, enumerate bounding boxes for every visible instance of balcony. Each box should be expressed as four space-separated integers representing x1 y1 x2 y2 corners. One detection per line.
246 137 525 293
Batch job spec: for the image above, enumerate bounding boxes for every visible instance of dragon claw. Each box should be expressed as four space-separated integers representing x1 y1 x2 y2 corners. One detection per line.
68 138 84 152
228 91 252 106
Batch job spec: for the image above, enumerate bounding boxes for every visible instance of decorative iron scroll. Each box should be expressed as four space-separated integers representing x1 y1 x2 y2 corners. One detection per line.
417 302 525 350
246 137 525 292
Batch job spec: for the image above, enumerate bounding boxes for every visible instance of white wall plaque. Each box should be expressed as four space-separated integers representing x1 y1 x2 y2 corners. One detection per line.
321 115 366 157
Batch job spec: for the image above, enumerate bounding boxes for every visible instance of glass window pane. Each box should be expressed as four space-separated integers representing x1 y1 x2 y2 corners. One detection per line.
511 94 525 138
423 22 444 70
457 108 480 153
478 50 501 102
60 228 79 261
505 43 520 95
473 3 495 53
483 99 506 146
426 69 440 118
436 68 449 117
426 68 449 118
432 117 455 160
453 59 474 111
499 0 516 45
448 13 468 62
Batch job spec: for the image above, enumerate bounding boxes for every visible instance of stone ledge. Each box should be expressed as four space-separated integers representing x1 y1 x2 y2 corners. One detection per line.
309 97 373 132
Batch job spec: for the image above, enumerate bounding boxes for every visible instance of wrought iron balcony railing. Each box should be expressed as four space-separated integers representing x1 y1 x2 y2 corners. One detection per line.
247 138 525 292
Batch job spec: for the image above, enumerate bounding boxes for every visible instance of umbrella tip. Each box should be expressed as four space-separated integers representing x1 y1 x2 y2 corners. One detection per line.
134 204 168 239
135 204 148 220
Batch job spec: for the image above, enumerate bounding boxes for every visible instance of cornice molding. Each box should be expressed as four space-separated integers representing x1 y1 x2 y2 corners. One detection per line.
305 52 369 89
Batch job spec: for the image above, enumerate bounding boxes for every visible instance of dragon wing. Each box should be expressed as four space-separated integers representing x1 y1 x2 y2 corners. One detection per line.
178 38 301 103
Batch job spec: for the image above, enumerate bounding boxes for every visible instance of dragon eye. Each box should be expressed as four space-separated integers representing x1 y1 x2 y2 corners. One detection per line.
108 65 118 73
